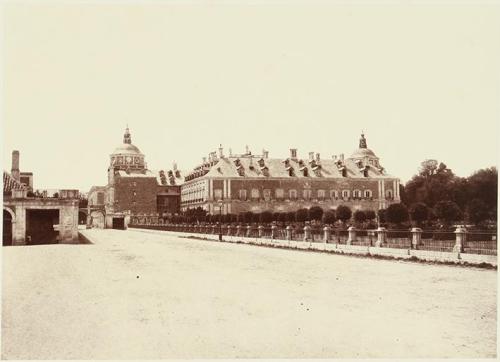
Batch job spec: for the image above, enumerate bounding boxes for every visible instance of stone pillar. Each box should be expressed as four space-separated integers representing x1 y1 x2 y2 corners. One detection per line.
323 226 331 243
227 224 232 236
303 225 311 241
375 227 387 247
246 225 252 237
347 226 356 245
454 226 466 253
258 225 264 238
411 227 422 250
286 225 293 241
271 225 278 240
236 225 242 236
212 224 217 234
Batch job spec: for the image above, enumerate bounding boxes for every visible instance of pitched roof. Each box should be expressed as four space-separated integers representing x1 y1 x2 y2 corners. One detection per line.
3 171 25 192
186 155 392 181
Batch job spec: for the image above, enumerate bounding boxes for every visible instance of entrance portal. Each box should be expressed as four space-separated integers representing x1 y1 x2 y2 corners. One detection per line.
112 217 125 230
3 210 13 246
26 209 60 245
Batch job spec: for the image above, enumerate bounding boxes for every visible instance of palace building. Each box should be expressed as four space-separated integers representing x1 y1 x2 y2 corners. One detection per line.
87 127 182 228
180 134 400 215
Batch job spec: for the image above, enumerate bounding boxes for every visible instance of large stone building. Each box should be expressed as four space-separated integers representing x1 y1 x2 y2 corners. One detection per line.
180 134 400 215
3 151 79 246
87 127 182 228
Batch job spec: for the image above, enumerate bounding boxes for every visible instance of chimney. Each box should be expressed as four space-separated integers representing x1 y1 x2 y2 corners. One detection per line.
308 152 314 161
202 157 207 164
333 155 337 161
173 161 178 171
218 144 224 158
263 149 269 158
339 153 344 162
290 148 297 160
11 150 20 181
316 153 320 162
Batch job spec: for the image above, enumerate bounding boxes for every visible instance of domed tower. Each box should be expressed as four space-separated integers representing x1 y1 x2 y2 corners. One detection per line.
348 133 381 168
108 127 146 184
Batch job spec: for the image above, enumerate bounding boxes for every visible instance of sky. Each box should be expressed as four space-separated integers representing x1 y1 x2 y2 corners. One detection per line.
2 1 499 192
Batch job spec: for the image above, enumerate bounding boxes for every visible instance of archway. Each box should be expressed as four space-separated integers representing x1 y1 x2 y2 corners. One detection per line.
90 210 105 228
78 211 87 225
3 208 14 246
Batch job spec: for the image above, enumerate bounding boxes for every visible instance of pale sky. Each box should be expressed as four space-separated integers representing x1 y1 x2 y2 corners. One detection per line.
2 1 499 192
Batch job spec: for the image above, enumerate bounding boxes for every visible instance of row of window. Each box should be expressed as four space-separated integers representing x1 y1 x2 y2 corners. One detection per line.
233 188 388 201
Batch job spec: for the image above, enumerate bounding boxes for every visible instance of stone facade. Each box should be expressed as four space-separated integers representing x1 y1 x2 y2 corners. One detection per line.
181 134 401 215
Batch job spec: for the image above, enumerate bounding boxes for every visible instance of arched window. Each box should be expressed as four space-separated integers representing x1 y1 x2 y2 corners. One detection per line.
330 190 338 200
251 188 260 200
289 189 297 200
364 190 373 198
386 189 393 199
353 190 362 198
275 188 284 200
342 190 350 198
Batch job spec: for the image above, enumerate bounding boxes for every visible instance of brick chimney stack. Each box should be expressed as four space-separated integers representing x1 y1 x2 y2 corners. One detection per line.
11 150 20 181
290 148 297 160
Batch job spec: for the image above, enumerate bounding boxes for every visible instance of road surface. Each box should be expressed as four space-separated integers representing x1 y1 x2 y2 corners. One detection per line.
2 228 496 359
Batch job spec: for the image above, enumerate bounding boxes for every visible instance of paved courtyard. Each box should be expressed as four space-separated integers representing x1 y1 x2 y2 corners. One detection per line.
2 228 497 359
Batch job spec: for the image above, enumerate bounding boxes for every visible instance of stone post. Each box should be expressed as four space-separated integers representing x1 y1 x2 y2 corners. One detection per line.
454 226 466 253
411 227 422 250
212 224 217 234
236 225 242 236
227 224 232 236
258 225 264 238
286 225 293 241
246 225 252 237
303 225 311 241
375 227 387 247
323 226 331 243
271 225 278 240
347 226 356 245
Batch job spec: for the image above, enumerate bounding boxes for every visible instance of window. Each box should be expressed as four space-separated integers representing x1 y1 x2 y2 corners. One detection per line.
263 189 271 201
239 189 247 201
317 189 326 200
353 190 362 198
386 189 393 199
364 190 373 198
330 190 338 200
342 190 350 198
214 189 223 200
303 189 312 200
275 188 284 200
289 189 297 200
251 188 260 200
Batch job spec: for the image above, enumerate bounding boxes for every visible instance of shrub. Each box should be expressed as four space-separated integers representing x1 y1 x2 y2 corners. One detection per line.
336 205 352 223
295 208 309 222
353 210 367 224
308 206 324 221
386 203 409 225
322 209 336 224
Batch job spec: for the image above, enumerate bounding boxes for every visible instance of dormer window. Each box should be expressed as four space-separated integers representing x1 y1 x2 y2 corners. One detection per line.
300 167 308 177
261 166 269 177
363 166 369 177
237 164 245 176
258 158 265 167
286 166 295 177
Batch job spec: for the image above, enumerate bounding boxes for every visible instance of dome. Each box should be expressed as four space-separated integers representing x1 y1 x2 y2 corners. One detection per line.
112 143 142 155
349 147 376 159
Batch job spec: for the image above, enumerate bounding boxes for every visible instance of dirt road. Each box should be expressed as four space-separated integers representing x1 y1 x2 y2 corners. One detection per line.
2 228 496 359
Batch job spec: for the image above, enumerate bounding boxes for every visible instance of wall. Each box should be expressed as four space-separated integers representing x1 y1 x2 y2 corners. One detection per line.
114 176 158 214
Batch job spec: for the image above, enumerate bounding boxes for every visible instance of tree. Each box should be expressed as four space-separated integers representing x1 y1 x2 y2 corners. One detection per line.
409 202 429 226
251 212 261 223
260 210 274 224
295 208 309 222
322 209 336 224
308 206 324 221
386 203 409 225
336 205 352 223
353 210 367 224
466 167 497 220
365 210 376 221
242 211 254 223
433 201 462 225
377 209 386 224
467 199 490 225
285 211 296 223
